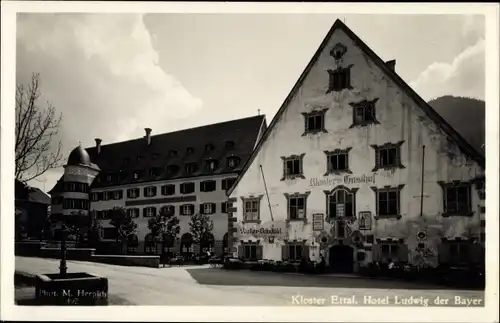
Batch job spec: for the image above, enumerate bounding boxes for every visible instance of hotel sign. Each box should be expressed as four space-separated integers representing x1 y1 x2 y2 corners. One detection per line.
312 213 324 231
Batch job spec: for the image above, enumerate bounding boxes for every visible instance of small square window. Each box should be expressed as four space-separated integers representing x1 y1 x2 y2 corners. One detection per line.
327 65 353 93
371 142 405 171
325 149 351 174
440 183 472 216
281 154 305 180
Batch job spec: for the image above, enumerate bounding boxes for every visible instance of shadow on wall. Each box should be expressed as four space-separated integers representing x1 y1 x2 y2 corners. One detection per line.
185 268 457 290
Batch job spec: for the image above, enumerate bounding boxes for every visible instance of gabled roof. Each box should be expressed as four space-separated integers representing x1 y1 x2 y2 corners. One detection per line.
49 115 266 193
15 179 51 204
227 19 485 196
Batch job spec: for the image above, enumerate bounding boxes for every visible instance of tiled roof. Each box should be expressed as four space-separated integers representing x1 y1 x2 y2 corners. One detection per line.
227 19 485 196
49 115 266 193
16 179 51 204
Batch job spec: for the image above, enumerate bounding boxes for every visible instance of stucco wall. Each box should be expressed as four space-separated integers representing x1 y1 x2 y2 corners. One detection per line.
92 173 237 242
230 27 484 267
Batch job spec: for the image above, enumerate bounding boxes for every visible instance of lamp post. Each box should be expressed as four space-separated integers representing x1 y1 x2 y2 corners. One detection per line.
59 224 69 277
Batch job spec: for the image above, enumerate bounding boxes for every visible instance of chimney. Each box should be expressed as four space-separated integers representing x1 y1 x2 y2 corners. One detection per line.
95 138 102 154
386 59 396 71
144 128 152 145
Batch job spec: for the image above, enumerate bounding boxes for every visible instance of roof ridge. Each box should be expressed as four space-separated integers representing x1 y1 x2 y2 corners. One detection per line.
226 19 484 197
86 115 265 151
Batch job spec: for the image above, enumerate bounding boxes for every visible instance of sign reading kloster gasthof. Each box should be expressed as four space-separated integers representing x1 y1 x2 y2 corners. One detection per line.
235 221 288 239
309 174 376 187
239 227 282 235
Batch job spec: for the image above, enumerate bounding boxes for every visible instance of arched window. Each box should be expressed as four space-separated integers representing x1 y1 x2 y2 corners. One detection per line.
145 233 156 254
325 186 358 219
127 234 139 254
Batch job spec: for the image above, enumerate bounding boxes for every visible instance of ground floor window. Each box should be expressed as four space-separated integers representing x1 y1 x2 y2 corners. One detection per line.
127 234 139 254
283 244 303 262
144 234 156 254
380 243 399 261
449 242 470 263
240 243 262 261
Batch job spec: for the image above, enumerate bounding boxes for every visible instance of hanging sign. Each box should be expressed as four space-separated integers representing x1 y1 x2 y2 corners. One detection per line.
336 204 345 217
312 213 324 231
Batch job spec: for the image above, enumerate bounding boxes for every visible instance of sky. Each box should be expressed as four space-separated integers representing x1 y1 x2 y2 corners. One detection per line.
15 13 485 193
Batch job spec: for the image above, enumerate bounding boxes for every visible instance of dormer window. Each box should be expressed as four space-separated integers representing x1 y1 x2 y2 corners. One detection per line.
225 141 235 150
185 162 198 174
168 150 178 157
123 158 130 166
205 143 214 152
133 171 141 180
106 174 112 182
149 167 161 178
227 156 240 169
326 64 354 93
166 165 179 176
186 147 194 155
206 159 218 172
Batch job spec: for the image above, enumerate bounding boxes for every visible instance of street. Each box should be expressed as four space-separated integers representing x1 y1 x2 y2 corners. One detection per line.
15 257 484 306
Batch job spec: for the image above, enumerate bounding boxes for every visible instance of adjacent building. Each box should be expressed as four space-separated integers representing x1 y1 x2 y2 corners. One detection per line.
49 115 267 256
15 179 51 240
227 20 485 273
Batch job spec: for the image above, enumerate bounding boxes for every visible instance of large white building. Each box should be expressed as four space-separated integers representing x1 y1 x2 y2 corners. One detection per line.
227 20 485 273
50 115 267 256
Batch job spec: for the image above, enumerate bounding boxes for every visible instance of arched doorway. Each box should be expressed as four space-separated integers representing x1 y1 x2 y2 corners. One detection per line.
200 233 215 253
127 234 139 254
180 233 193 259
329 244 354 273
222 233 228 256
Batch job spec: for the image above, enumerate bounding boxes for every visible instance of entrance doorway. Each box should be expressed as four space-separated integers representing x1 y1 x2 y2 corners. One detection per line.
329 244 354 273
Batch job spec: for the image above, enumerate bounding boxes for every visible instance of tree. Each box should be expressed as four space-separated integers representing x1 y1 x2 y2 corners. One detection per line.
189 212 214 250
148 207 180 252
88 211 103 248
109 207 137 248
15 73 63 182
66 210 89 244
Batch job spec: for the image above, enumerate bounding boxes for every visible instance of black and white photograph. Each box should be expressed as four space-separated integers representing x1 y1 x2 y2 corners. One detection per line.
1 2 499 322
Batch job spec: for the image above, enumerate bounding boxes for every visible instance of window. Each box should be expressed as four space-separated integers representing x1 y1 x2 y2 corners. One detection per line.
145 234 156 254
143 207 156 218
168 150 178 157
438 182 472 216
127 234 139 254
371 185 404 219
285 193 310 221
166 165 179 176
449 243 470 263
186 147 194 155
63 198 89 210
241 244 262 261
102 191 111 201
301 109 328 135
325 148 352 174
242 197 262 222
133 171 142 180
281 154 305 180
106 174 112 182
52 196 63 204
127 208 140 218
227 157 240 169
205 144 215 152
371 142 405 171
206 159 218 172
287 244 303 262
180 204 194 216
325 186 358 219
201 203 216 215
90 193 99 202
349 99 379 127
326 65 353 93
222 178 237 191
113 190 123 200
63 182 89 193
180 182 195 194
200 180 216 192
161 184 175 196
160 205 175 215
144 186 157 197
336 220 347 238
127 188 140 199
380 243 399 261
149 167 161 178
185 162 198 174
221 202 228 213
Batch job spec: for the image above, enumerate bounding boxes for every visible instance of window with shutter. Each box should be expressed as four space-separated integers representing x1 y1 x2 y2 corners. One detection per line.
370 142 405 171
281 154 306 180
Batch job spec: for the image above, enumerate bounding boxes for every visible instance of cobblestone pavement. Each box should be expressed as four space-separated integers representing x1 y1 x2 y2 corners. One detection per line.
15 257 484 306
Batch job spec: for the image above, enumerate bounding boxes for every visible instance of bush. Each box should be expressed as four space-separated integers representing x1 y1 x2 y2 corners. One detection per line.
223 258 244 270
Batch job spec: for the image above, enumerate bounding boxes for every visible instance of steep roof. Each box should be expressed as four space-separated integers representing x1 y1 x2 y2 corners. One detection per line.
227 19 485 196
49 115 266 193
15 179 51 204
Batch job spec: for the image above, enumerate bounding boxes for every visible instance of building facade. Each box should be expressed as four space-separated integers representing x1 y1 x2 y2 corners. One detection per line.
15 179 51 240
228 20 485 273
50 115 267 255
